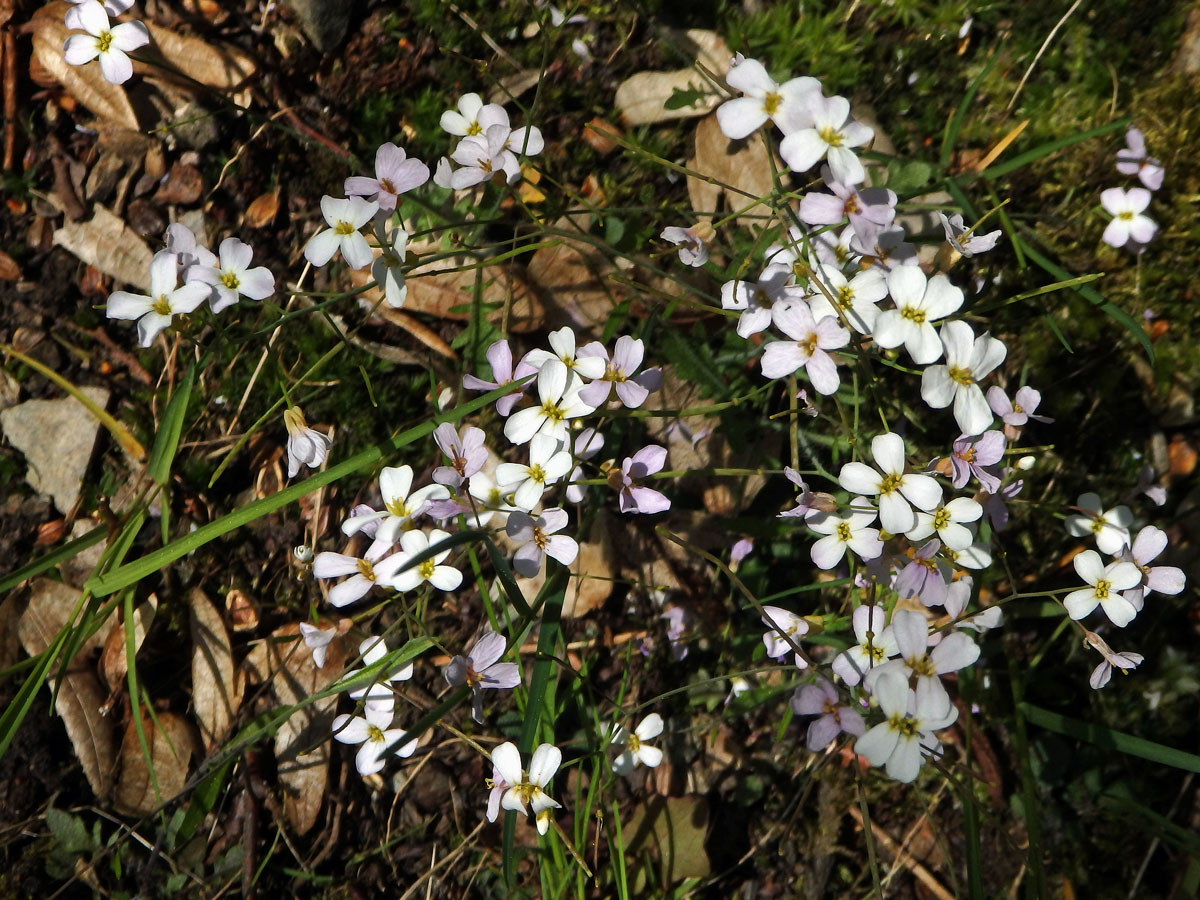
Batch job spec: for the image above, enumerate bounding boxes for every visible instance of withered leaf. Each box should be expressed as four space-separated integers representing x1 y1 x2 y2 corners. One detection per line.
394 246 545 333
113 710 200 816
244 189 280 228
0 249 20 280
614 30 728 126
98 595 157 693
687 113 776 228
527 217 629 333
140 20 256 90
189 588 240 753
519 512 615 618
53 205 154 290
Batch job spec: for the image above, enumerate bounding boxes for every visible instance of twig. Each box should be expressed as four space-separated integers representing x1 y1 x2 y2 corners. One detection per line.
1005 0 1084 113
849 805 955 900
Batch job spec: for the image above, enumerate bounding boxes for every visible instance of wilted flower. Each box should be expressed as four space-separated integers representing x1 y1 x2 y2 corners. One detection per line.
760 605 810 668
938 212 1001 256
660 223 713 267
283 406 332 478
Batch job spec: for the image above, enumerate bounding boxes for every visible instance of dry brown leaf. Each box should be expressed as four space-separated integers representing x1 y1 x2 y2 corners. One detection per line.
243 624 345 834
0 249 20 280
32 3 140 129
189 588 240 753
140 20 256 90
244 189 280 228
527 217 629 333
113 710 200 816
389 247 545 333
17 580 117 799
98 595 157 693
614 29 729 125
687 114 776 228
519 513 615 618
53 205 154 290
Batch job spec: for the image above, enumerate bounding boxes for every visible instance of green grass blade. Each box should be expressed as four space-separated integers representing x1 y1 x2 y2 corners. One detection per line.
148 363 195 486
482 536 535 619
939 53 999 170
1021 703 1200 773
85 381 525 597
0 524 106 594
978 118 1131 179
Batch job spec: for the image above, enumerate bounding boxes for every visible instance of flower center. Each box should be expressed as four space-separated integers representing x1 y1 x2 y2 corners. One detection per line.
604 362 627 383
818 125 844 148
357 558 377 581
96 31 114 53
627 734 642 753
541 401 566 424
532 526 548 550
151 296 172 316
888 712 919 738
836 285 854 309
385 498 411 519
879 473 903 495
366 724 385 743
1089 518 1105 536
949 365 974 386
843 196 861 216
335 220 356 236
466 122 483 136
527 463 547 485
380 177 396 193
798 334 819 357
762 91 782 116
478 157 494 173
932 507 951 529
835 521 853 542
900 305 926 324
1094 578 1112 600
418 559 436 579
822 700 841 719
221 271 240 290
1118 211 1134 222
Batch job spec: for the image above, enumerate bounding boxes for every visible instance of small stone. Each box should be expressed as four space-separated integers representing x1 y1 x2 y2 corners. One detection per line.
283 0 354 52
0 386 110 514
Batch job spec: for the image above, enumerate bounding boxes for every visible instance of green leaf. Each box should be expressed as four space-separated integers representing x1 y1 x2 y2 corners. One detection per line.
147 363 194 486
46 808 94 854
1021 703 1200 773
664 86 709 111
885 159 934 196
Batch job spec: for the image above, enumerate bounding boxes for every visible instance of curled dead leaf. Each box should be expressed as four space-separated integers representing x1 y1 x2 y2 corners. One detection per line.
98 594 157 693
244 189 280 228
189 588 241 753
53 205 154 290
614 29 729 126
139 20 256 90
32 3 140 130
527 216 630 333
113 710 200 816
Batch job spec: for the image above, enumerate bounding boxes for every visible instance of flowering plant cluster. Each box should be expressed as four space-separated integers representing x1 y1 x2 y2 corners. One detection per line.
68 7 1189 881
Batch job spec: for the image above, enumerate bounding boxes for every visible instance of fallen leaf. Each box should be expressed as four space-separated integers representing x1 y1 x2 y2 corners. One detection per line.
18 581 117 799
0 249 20 279
112 710 200 816
387 246 546 333
98 594 157 693
244 189 280 228
582 117 623 155
243 624 345 834
140 20 256 90
624 795 712 887
687 113 776 228
153 161 203 204
527 217 630 332
1169 434 1198 480
53 205 153 290
614 29 728 125
189 588 240 753
519 512 614 618
31 3 140 130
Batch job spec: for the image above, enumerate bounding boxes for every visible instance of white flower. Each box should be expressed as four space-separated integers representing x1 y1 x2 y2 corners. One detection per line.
389 528 463 593
864 609 979 701
63 0 148 85
807 502 884 569
282 406 331 478
523 326 606 381
660 223 712 267
344 636 415 712
190 237 275 313
332 704 416 776
495 433 573 510
489 742 562 834
1120 524 1186 609
806 264 887 335
831 605 899 686
919 320 1007 436
905 497 983 551
720 264 808 338
778 92 874 186
1115 128 1164 191
943 577 1003 632
1084 631 1144 689
760 303 850 395
1064 492 1133 555
435 125 522 189
1063 549 1142 627
106 250 211 347
304 196 379 269
440 92 508 137
1100 187 1157 248
503 359 596 446
370 217 409 308
299 622 337 669
873 268 964 364
65 0 133 28
939 212 1001 256
506 508 579 577
313 539 407 607
854 671 957 783
341 465 450 544
611 714 664 775
837 432 943 534
716 57 820 139
760 605 810 668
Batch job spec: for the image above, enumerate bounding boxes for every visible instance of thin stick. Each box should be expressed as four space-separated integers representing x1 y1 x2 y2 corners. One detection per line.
1005 0 1084 113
